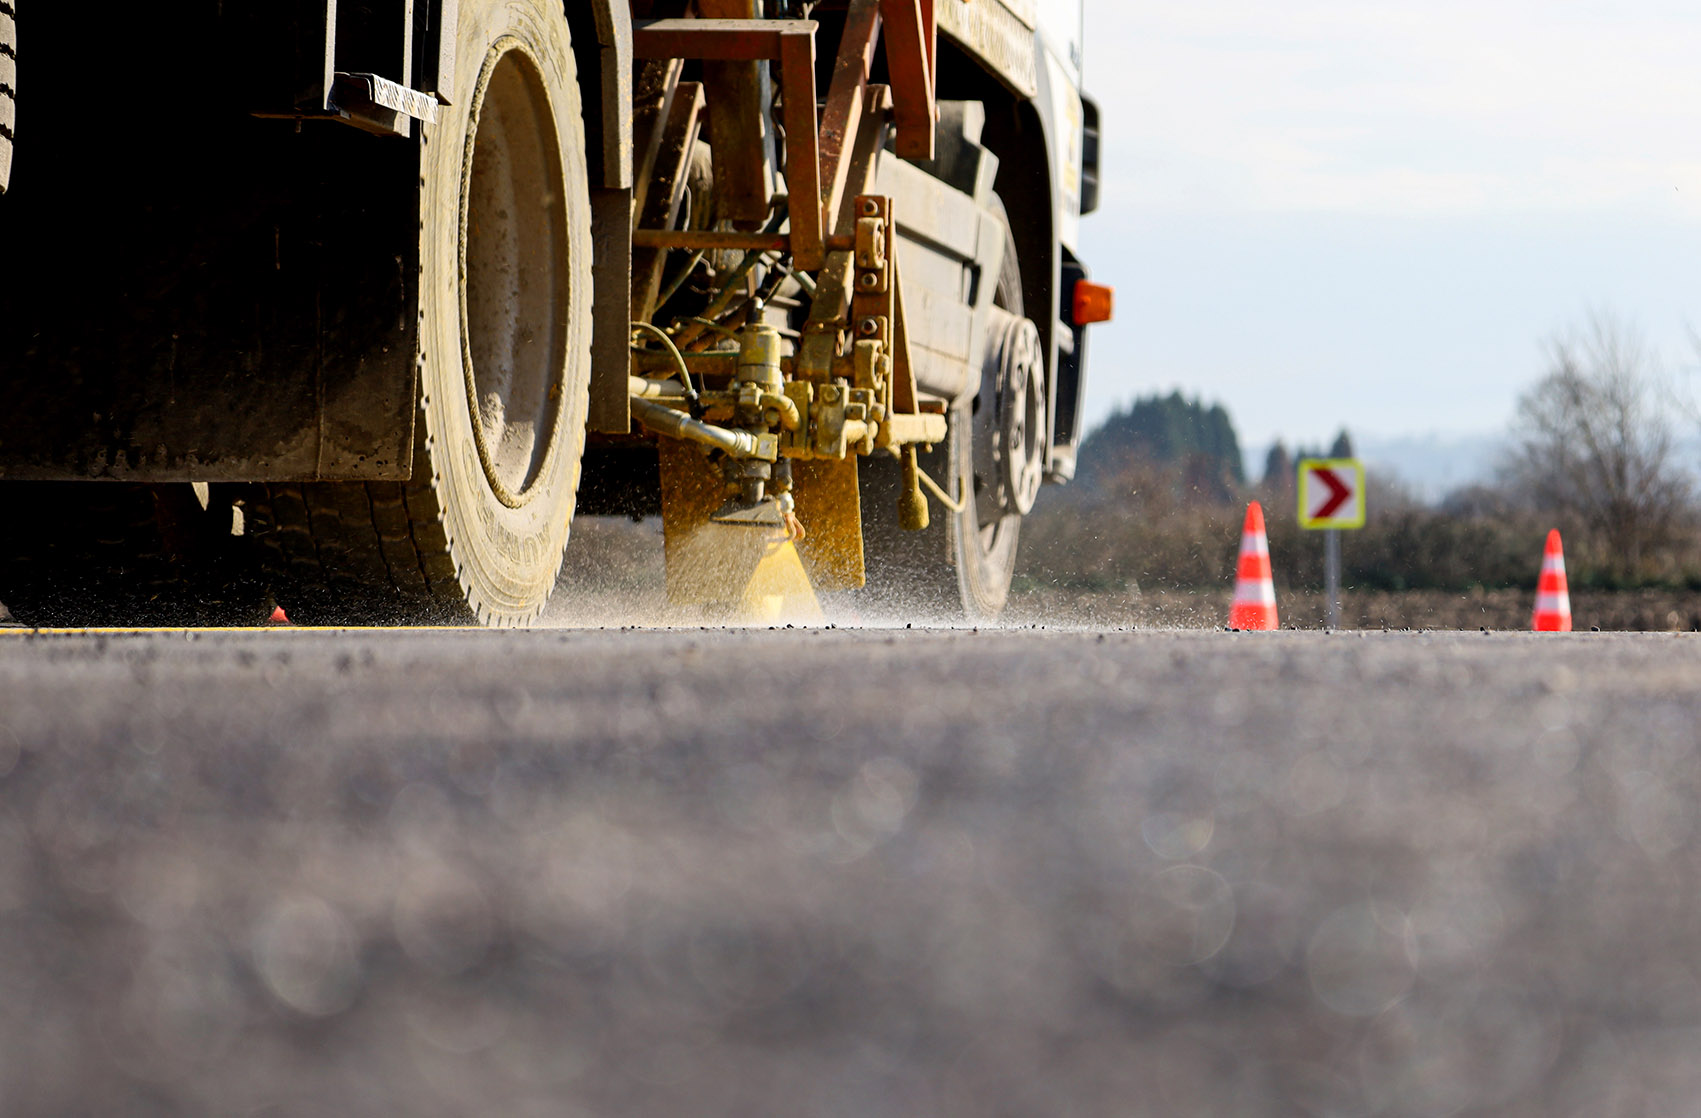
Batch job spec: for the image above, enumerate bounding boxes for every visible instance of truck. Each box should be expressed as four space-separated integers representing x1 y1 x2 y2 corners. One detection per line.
0 0 1109 626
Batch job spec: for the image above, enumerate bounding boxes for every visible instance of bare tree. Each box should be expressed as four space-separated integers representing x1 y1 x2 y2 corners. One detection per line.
1506 313 1695 578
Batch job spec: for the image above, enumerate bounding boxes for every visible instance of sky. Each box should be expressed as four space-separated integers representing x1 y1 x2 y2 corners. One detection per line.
1075 1 1701 455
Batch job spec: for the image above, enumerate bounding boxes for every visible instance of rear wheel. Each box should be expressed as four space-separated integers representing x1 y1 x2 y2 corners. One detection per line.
859 196 1042 621
252 0 592 626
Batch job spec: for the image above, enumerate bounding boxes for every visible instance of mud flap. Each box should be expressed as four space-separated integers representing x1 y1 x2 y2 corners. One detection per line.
791 456 866 591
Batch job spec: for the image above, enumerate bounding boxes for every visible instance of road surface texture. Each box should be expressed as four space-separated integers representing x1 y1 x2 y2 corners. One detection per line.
0 626 1698 1116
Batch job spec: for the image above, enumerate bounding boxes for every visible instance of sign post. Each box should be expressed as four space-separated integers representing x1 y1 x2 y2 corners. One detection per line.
1324 528 1341 630
1297 458 1365 630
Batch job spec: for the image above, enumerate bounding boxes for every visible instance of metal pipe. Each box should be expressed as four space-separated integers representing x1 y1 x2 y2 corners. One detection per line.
760 392 801 431
672 204 791 349
631 350 742 377
882 412 948 446
630 396 765 459
633 229 790 252
916 464 965 513
675 251 772 347
652 248 706 312
898 446 930 531
688 316 742 341
629 229 861 253
629 375 689 400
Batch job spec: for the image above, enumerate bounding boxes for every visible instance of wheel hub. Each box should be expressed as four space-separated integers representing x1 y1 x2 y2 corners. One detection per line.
997 317 1046 516
975 313 1046 521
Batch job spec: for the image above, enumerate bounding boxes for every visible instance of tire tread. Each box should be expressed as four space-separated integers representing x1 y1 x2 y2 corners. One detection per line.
249 478 466 623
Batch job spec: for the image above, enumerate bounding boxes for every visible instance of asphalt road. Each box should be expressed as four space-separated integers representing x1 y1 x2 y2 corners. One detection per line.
1 626 1699 1116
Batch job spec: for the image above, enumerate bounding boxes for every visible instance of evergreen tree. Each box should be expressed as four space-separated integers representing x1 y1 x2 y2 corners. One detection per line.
1262 442 1293 490
1075 391 1246 501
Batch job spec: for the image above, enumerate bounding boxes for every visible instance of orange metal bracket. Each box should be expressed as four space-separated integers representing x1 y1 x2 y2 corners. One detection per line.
878 0 936 159
819 0 883 237
632 19 824 268
629 11 937 270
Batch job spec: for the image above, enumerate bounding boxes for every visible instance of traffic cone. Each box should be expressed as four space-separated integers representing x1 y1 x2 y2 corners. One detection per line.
267 604 293 626
1228 501 1279 630
1531 529 1572 632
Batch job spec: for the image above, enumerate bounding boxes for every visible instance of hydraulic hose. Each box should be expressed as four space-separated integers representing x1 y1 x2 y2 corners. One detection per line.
629 321 700 408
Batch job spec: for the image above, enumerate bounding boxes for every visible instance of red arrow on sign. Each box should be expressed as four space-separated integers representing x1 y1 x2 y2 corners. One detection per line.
1311 468 1352 519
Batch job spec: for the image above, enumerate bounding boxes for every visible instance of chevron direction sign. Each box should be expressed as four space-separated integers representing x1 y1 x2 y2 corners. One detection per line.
1297 458 1365 530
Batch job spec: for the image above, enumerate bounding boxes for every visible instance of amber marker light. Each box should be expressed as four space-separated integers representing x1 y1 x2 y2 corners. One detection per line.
1072 279 1114 324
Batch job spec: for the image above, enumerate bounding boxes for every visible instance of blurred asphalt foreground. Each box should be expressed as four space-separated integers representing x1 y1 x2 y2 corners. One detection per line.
0 628 1699 1115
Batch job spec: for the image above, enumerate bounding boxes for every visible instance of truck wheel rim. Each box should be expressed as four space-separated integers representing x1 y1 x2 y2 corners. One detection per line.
458 39 570 509
999 318 1046 516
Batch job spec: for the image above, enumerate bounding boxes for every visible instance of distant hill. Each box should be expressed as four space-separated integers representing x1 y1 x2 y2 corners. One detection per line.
1075 392 1244 502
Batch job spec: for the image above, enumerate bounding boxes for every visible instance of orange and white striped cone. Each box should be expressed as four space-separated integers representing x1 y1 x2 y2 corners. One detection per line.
1228 501 1279 630
1531 529 1572 632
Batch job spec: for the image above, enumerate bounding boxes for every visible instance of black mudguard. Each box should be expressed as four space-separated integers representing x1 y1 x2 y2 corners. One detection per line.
0 5 418 482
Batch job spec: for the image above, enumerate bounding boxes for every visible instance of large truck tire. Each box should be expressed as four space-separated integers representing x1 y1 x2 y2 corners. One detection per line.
0 0 13 193
860 196 1033 621
253 0 593 626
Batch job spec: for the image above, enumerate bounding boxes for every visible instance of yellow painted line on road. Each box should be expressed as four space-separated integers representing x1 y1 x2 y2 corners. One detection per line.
0 625 490 635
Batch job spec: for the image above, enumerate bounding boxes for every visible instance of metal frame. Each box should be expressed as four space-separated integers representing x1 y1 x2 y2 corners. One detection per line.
623 8 956 552
633 19 824 268
630 5 936 272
